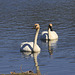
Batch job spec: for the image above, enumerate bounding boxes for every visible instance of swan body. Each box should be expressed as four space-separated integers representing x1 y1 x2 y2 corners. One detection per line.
41 31 58 40
41 24 58 40
20 42 33 52
20 24 41 52
20 42 40 52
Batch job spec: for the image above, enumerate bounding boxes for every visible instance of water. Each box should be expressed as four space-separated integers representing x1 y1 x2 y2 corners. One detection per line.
0 0 75 75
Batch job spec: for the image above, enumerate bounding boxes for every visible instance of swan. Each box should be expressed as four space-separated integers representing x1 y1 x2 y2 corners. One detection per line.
41 24 58 40
20 23 41 52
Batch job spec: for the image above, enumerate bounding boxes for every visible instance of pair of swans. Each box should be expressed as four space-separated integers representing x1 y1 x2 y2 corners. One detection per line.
20 23 58 52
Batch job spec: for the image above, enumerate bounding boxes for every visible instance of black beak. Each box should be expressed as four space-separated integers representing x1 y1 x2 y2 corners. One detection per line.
49 25 53 31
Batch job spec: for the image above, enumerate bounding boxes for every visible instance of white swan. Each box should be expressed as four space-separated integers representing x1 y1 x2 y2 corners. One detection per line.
41 24 58 40
20 23 41 52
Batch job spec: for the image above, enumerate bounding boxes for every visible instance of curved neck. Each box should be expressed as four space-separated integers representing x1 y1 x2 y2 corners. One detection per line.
34 29 39 44
48 28 51 40
33 29 39 52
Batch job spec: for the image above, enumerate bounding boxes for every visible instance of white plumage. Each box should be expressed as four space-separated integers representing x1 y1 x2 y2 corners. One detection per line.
20 24 41 52
20 42 33 52
41 31 48 39
41 24 58 40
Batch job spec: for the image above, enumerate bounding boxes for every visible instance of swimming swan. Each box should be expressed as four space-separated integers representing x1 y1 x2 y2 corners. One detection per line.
20 23 41 52
41 24 58 40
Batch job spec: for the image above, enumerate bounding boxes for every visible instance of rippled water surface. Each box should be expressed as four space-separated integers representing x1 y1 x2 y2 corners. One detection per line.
0 0 75 75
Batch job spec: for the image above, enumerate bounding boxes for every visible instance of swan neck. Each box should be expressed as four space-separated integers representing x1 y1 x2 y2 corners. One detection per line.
48 28 51 39
34 29 39 44
50 26 53 31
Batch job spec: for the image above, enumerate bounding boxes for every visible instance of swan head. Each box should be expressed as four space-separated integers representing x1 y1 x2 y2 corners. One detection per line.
48 24 53 31
49 23 52 27
34 23 40 30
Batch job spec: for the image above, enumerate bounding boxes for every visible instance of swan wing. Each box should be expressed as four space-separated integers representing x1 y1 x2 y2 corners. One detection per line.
50 31 58 40
20 42 40 52
41 31 48 40
20 42 33 52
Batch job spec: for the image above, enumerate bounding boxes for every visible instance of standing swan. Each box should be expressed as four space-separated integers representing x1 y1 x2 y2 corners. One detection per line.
41 24 58 40
20 23 41 52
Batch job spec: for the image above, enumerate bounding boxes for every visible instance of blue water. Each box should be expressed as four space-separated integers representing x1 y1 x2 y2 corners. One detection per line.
0 0 75 75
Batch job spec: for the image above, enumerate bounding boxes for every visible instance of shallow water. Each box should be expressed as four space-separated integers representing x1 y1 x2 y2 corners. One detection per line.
0 0 75 75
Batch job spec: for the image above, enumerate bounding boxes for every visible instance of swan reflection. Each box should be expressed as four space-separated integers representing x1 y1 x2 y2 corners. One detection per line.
21 52 41 75
21 52 32 58
41 39 58 55
33 52 41 75
48 39 58 55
